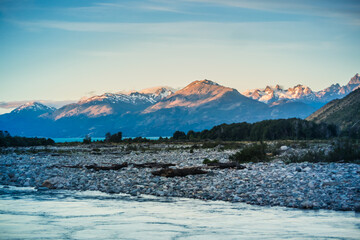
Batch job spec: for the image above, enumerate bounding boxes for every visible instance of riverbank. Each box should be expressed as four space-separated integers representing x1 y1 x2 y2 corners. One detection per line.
1 143 359 211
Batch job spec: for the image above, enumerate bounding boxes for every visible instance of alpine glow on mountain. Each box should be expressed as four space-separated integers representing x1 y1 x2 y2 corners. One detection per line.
1 74 359 137
242 74 360 106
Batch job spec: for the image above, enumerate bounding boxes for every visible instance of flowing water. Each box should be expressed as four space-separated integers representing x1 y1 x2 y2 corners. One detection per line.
52 137 164 143
0 186 359 240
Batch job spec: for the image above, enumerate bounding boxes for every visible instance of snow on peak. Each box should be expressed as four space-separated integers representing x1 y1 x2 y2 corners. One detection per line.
198 79 219 86
12 102 55 113
242 74 360 104
242 84 315 104
138 86 174 100
79 92 155 105
78 87 174 106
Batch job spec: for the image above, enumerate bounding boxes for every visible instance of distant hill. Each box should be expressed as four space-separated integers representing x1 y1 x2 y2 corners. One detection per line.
306 88 360 137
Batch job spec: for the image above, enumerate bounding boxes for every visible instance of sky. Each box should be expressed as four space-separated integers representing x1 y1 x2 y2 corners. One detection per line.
0 0 360 113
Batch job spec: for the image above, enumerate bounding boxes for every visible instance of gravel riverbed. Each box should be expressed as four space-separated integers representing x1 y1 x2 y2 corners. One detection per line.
1 144 359 211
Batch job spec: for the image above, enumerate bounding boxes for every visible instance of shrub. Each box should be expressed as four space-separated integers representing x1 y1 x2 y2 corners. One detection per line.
229 143 267 163
284 150 326 163
125 144 137 151
284 139 360 163
203 158 219 164
201 142 220 149
327 139 360 162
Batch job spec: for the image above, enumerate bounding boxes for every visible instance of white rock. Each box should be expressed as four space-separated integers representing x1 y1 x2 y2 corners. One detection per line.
303 167 312 172
280 146 289 151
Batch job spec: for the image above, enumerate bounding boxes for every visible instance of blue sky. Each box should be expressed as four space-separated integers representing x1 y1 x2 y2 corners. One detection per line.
0 0 359 112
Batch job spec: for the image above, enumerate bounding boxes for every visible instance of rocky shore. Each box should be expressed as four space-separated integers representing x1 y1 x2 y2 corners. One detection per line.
1 144 359 211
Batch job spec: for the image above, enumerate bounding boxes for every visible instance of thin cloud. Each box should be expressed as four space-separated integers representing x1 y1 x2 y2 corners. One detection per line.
183 0 360 25
11 20 339 51
13 20 294 34
66 1 186 14
140 5 184 13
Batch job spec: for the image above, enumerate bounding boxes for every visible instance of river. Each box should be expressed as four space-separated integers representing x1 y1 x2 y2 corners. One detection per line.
52 137 165 143
0 186 359 239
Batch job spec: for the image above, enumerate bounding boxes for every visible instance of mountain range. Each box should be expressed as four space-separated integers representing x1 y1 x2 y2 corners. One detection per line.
242 73 360 108
0 74 359 137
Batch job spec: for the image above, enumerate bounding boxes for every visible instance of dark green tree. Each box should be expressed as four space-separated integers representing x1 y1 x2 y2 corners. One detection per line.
173 131 186 140
105 132 111 142
109 132 122 143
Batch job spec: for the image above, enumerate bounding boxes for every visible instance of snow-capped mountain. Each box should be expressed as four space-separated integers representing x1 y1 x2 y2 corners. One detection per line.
242 74 360 106
80 86 174 105
0 102 56 137
52 87 174 120
11 102 56 115
0 74 358 137
242 84 317 104
316 73 360 101
138 86 175 101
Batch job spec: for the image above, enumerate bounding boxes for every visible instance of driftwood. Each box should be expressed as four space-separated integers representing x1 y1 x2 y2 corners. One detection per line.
85 162 128 171
132 162 175 168
50 164 82 169
205 162 246 169
52 161 174 170
152 167 208 177
55 162 129 171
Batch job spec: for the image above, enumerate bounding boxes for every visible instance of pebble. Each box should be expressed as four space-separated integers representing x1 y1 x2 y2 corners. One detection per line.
0 144 359 211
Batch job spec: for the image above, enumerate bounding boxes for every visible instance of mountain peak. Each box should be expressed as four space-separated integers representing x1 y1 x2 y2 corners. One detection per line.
79 87 174 106
179 79 232 97
348 73 360 85
198 79 219 86
12 102 55 114
242 73 360 105
242 84 315 104
138 86 174 100
143 79 245 113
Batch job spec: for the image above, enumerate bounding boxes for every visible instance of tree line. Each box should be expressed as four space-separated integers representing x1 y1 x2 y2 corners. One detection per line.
0 130 55 147
172 118 339 141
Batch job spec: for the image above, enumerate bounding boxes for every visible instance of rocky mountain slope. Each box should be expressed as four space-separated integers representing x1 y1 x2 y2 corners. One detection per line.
306 87 360 133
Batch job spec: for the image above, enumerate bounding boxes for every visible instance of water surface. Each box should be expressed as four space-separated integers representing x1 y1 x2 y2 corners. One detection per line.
52 137 164 143
0 186 359 240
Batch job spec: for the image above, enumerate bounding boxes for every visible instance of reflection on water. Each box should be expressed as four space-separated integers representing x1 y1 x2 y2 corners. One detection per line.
0 186 359 240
